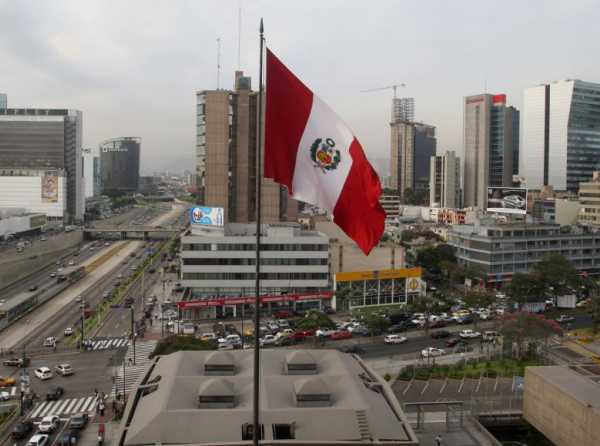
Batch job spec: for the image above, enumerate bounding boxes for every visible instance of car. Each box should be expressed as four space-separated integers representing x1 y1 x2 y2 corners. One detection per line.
43 337 57 347
259 335 278 347
38 416 60 433
68 260 75 266
200 332 217 342
40 237 47 242
57 429 79 446
421 347 445 358
50 272 57 278
429 319 446 329
275 336 296 346
46 386 65 401
0 376 16 387
459 329 481 339
384 334 408 344
277 319 291 329
387 323 407 333
64 327 73 337
69 413 89 430
431 330 451 339
28 285 38 292
482 331 499 342
3 357 29 367
330 330 353 340
11 420 34 440
0 391 11 401
290 330 314 341
34 367 53 380
55 364 73 376
26 434 49 446
218 334 241 348
315 328 336 337
445 337 465 348
457 314 474 324
556 314 576 323
273 309 293 318
266 321 279 333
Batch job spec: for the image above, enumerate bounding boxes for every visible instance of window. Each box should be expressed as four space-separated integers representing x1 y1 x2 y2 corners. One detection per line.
204 364 235 375
198 395 235 404
287 363 317 373
273 424 295 440
242 423 264 441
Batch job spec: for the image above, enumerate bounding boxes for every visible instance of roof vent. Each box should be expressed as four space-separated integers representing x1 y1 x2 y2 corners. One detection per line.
294 377 331 407
204 351 235 375
285 351 317 375
197 378 235 408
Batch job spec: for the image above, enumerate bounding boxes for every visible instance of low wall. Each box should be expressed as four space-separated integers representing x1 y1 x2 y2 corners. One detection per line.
0 231 83 289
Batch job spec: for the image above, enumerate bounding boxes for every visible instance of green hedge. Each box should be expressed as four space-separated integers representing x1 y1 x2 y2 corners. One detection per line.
150 335 216 358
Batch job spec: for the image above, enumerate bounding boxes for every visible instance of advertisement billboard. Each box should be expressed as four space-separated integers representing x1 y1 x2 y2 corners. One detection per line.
487 187 527 215
189 206 224 227
41 175 58 203
29 214 47 229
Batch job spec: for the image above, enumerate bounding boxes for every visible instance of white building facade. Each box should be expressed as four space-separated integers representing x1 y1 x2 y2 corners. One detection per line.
430 150 461 208
0 171 66 219
180 223 330 319
521 79 600 191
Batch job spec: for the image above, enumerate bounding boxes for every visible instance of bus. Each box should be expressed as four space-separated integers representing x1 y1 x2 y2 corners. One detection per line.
0 291 40 331
56 266 86 283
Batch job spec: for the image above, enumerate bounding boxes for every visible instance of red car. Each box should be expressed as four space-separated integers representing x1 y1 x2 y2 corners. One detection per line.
291 330 314 341
330 330 352 340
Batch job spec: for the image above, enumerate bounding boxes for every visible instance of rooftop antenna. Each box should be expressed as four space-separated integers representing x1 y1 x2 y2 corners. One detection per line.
237 1 242 69
217 37 222 89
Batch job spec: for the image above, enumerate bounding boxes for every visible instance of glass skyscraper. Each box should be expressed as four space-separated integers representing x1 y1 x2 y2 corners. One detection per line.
521 79 600 191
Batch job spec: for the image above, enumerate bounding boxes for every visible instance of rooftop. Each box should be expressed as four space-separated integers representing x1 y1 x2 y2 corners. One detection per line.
119 349 418 446
526 366 600 409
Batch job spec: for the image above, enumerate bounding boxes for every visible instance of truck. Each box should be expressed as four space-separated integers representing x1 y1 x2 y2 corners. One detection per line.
522 302 547 314
556 294 577 309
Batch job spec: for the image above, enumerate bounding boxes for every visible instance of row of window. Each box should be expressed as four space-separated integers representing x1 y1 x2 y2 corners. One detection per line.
182 243 328 252
182 272 328 281
183 258 328 266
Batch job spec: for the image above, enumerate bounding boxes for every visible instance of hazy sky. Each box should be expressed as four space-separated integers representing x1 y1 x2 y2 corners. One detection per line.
1 0 599 175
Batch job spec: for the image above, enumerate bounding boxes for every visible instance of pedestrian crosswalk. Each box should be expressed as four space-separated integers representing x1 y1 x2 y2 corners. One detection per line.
111 340 157 396
85 336 129 351
29 395 97 420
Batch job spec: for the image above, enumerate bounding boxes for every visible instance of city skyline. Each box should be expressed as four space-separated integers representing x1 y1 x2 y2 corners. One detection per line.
1 0 599 175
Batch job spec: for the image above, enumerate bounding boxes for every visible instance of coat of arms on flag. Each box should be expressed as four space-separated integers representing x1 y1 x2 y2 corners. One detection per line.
310 138 340 172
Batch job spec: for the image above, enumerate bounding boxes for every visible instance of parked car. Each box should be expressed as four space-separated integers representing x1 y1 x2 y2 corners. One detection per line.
11 420 34 440
55 364 73 376
34 367 53 380
26 434 49 446
315 328 336 337
49 272 57 279
28 285 38 292
459 329 481 339
429 319 446 329
556 314 576 323
43 337 57 347
3 357 29 367
445 337 465 348
430 330 451 339
457 314 474 324
259 335 278 347
69 413 89 430
46 386 64 401
330 330 353 340
273 310 292 318
38 415 60 433
421 347 445 358
387 323 407 334
384 334 408 344
291 330 314 342
64 327 73 337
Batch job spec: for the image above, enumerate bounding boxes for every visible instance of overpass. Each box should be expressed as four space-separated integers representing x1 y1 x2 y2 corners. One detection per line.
83 225 184 240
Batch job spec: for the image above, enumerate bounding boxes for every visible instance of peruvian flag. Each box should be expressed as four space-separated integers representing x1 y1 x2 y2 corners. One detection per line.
265 49 385 255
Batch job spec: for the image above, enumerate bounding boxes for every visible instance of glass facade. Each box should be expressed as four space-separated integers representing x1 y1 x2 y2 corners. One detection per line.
99 137 141 195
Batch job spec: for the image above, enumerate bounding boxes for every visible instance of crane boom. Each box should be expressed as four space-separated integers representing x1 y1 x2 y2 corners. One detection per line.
361 83 406 98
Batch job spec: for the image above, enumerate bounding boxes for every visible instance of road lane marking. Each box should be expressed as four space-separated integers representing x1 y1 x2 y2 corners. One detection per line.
30 401 47 418
64 398 78 414
458 376 465 393
511 375 516 392
54 399 70 414
420 380 430 395
402 379 413 396
475 373 482 393
72 398 86 413
493 375 499 392
39 401 58 417
80 396 94 412
440 378 448 394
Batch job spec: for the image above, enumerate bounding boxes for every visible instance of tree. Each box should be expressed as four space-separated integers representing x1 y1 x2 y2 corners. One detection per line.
506 272 546 308
295 310 336 331
363 313 391 337
416 244 456 273
532 254 581 296
497 312 562 359
463 288 494 328
334 286 353 313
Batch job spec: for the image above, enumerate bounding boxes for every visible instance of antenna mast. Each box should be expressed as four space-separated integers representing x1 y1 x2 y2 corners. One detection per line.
237 2 242 69
217 37 222 89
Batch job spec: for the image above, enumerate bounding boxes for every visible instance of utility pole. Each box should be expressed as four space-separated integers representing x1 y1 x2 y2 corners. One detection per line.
80 298 85 350
131 307 136 365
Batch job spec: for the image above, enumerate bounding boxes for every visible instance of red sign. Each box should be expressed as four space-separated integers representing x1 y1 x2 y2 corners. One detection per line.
177 292 333 309
493 94 506 104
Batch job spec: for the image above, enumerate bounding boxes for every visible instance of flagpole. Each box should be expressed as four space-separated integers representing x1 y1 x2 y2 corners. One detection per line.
253 17 264 446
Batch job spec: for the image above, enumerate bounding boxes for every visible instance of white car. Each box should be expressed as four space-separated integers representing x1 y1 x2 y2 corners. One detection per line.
68 260 75 266
384 334 408 344
259 335 278 346
43 337 57 347
421 347 445 358
55 363 73 376
27 434 49 446
459 330 481 339
218 334 241 348
37 415 59 433
315 328 336 337
64 327 73 336
0 391 11 401
34 367 53 380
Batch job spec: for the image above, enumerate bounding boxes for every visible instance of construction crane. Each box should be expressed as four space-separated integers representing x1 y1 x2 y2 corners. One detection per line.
361 83 406 99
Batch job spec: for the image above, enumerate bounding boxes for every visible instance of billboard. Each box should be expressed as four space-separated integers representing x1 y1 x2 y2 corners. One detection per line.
30 214 47 229
41 175 58 203
189 206 224 227
487 187 527 215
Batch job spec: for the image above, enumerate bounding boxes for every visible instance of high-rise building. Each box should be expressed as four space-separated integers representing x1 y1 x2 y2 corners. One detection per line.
392 97 414 122
0 94 6 110
521 79 600 192
0 108 84 222
99 137 141 196
578 171 600 225
390 121 436 201
430 150 461 208
463 94 518 208
196 71 291 223
82 147 99 198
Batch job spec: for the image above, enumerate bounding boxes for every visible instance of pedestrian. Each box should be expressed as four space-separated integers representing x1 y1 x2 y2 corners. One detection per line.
435 434 443 446
99 402 105 417
94 388 98 399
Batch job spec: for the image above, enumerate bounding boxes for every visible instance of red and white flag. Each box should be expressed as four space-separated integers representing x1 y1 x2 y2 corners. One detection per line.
265 49 385 255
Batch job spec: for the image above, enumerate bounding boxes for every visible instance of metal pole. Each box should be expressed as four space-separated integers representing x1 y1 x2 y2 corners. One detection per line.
81 299 85 350
122 360 126 400
253 18 264 446
131 307 136 365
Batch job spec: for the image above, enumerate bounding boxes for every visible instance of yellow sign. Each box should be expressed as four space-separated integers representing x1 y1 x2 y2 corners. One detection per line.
335 267 422 283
